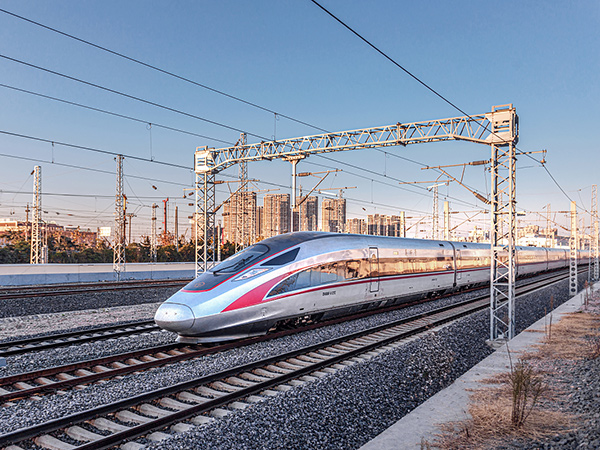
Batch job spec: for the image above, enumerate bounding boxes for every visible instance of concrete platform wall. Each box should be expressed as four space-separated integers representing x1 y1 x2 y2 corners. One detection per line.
0 262 196 286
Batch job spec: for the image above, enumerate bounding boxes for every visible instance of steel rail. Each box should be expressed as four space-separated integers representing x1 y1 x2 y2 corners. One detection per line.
0 278 189 300
0 320 158 357
0 269 575 448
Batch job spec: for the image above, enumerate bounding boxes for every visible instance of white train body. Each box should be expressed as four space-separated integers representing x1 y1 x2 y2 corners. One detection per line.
154 232 587 343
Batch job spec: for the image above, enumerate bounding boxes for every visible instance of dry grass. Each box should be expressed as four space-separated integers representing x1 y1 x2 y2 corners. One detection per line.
533 312 600 360
435 383 574 449
432 306 600 450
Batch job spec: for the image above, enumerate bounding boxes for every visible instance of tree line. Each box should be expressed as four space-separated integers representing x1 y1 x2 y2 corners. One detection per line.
0 231 236 264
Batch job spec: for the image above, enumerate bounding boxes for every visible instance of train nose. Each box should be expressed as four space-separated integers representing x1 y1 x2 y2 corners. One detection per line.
154 303 195 332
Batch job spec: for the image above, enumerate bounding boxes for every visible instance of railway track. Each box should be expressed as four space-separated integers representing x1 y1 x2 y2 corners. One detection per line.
0 270 574 450
0 278 190 300
0 320 160 358
0 269 574 405
0 268 573 359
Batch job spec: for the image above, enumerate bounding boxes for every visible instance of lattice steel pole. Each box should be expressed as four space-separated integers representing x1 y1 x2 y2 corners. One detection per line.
195 148 217 276
30 165 42 264
592 185 599 281
569 201 578 296
236 133 248 251
432 184 439 239
489 105 518 342
113 155 125 280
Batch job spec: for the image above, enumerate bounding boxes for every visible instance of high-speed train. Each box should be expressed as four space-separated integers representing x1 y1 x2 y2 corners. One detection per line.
155 232 590 343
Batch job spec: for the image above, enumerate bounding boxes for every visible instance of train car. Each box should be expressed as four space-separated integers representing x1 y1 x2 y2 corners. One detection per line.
154 232 573 343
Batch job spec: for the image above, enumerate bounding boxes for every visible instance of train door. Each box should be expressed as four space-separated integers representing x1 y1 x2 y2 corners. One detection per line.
369 247 379 292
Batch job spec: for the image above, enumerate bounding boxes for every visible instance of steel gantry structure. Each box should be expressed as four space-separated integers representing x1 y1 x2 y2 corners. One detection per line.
193 104 519 340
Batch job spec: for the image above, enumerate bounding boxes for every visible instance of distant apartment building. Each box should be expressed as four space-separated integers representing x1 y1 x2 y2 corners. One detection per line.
468 226 488 243
321 198 346 233
297 196 318 232
262 194 290 238
345 217 367 235
222 192 257 245
367 214 405 237
256 206 264 239
0 219 97 247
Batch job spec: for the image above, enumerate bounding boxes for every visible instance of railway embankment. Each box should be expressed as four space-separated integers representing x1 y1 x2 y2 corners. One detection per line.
360 281 600 450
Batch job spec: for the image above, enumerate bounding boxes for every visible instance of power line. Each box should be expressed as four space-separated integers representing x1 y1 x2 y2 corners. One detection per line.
0 152 192 187
310 0 580 213
0 7 329 134
1 80 471 209
0 83 233 146
0 53 264 140
309 0 468 117
0 129 191 170
2 6 576 223
0 189 167 200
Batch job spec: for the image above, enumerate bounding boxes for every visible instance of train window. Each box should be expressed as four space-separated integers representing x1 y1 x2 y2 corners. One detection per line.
268 261 350 297
268 273 298 297
346 260 360 279
210 244 269 274
320 265 338 284
261 248 300 266
295 270 311 290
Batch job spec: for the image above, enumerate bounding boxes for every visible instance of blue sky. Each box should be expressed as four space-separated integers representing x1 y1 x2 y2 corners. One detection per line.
0 1 598 240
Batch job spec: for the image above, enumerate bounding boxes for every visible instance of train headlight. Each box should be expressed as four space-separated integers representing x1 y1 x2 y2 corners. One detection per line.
235 268 270 281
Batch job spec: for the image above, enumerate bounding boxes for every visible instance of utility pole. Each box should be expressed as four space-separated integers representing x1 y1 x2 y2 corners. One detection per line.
432 184 438 239
175 205 179 251
237 133 248 251
151 203 158 263
217 219 222 262
569 201 578 296
545 203 552 247
162 198 169 242
489 105 519 342
126 212 136 244
399 211 406 238
425 184 449 239
30 166 43 264
592 185 599 281
444 201 450 240
287 155 307 233
25 203 31 242
113 155 125 280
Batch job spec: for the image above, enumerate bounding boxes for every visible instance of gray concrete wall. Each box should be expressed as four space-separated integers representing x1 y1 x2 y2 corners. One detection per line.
0 262 196 286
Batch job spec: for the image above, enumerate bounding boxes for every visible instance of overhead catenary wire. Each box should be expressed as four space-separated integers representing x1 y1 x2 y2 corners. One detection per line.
0 12 497 217
0 7 329 135
0 83 233 146
0 5 582 232
0 53 266 140
309 0 582 213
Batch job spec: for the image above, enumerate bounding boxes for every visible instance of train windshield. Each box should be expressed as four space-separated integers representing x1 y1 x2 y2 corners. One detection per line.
210 244 269 274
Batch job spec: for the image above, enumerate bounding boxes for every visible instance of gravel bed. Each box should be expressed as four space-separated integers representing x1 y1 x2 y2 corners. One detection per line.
0 329 177 377
0 286 180 319
0 273 584 446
